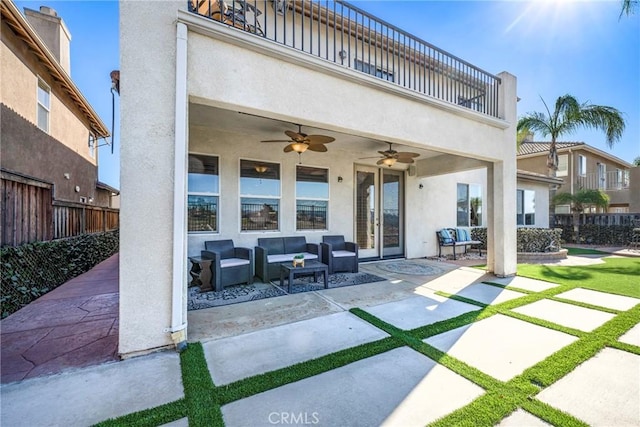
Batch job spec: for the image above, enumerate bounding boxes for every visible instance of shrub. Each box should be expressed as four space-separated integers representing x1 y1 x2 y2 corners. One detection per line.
557 224 636 245
469 227 562 252
1 230 119 319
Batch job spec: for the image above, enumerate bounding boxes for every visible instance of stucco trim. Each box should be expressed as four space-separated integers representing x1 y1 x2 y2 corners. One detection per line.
177 9 509 130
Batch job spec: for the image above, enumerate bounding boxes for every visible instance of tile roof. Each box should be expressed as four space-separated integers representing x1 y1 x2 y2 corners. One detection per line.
517 142 584 156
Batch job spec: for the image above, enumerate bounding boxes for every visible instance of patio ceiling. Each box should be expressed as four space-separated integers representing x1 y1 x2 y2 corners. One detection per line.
188 101 444 167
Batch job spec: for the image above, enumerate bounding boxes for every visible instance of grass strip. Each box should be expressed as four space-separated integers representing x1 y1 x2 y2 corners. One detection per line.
180 342 224 426
409 309 485 339
92 399 187 427
564 247 609 256
215 336 402 405
521 399 590 427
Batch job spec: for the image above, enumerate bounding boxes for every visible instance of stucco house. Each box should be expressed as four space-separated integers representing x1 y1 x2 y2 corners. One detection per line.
517 141 639 213
1 1 115 245
119 0 521 357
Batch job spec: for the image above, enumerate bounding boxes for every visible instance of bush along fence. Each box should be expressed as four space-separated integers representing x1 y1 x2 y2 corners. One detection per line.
469 227 562 253
0 229 119 319
558 224 637 246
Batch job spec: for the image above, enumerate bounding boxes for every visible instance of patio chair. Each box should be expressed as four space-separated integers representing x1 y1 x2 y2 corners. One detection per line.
201 239 253 291
321 235 358 274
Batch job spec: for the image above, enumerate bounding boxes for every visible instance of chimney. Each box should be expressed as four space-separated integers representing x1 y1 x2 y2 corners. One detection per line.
24 6 72 74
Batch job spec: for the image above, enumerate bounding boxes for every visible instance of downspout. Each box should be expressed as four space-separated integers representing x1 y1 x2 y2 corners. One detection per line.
168 21 189 352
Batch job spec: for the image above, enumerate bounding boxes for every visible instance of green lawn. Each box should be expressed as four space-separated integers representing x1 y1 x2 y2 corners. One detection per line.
564 247 610 256
518 256 640 298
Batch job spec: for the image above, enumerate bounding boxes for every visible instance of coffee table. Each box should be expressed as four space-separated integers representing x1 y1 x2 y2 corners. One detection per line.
279 260 328 293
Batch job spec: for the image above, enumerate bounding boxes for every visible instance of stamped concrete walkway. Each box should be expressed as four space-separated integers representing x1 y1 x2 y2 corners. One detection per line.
0 254 119 384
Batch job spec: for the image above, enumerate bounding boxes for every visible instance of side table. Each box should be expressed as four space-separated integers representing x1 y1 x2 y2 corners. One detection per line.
188 256 213 292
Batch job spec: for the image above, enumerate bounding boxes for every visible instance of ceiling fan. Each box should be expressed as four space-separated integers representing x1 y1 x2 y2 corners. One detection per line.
260 124 335 153
361 142 420 167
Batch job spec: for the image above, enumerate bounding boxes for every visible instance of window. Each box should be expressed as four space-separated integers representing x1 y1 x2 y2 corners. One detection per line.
517 189 535 225
555 204 571 214
354 59 394 82
457 183 482 227
37 78 50 132
240 160 280 231
578 155 587 176
557 154 568 177
296 166 328 230
88 134 96 159
597 163 606 189
188 154 219 233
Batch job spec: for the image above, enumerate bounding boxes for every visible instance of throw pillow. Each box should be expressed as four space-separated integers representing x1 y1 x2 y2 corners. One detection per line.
439 229 454 244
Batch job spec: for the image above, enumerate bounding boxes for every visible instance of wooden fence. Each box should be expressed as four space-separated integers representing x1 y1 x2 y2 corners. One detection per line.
1 172 119 247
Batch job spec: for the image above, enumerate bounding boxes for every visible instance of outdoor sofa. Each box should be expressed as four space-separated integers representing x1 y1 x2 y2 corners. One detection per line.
255 236 321 281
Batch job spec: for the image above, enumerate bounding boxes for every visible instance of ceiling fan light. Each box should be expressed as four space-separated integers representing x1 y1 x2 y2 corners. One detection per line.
254 165 268 173
291 142 308 153
382 157 397 167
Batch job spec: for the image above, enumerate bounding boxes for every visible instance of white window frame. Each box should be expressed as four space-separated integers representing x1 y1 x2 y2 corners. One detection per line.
187 153 220 234
578 155 587 176
457 183 482 227
516 189 536 226
556 154 568 177
37 77 50 133
88 134 96 159
597 163 606 190
239 159 281 233
295 165 329 231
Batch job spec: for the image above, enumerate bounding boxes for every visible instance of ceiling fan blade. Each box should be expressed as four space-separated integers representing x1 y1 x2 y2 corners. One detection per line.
306 135 335 144
396 158 415 164
283 145 294 153
376 159 387 165
261 139 293 143
378 151 391 156
285 130 305 140
359 156 382 160
396 152 420 158
307 144 328 152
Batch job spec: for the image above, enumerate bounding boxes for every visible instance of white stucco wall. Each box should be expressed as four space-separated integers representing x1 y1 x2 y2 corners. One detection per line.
120 2 518 355
516 181 551 228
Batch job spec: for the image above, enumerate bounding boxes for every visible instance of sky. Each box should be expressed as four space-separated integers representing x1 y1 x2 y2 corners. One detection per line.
14 1 640 189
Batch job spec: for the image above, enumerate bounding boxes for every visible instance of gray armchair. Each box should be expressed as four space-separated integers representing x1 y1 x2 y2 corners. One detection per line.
201 240 253 291
321 235 358 274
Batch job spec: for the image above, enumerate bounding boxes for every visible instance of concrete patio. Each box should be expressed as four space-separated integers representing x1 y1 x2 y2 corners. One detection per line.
1 250 639 426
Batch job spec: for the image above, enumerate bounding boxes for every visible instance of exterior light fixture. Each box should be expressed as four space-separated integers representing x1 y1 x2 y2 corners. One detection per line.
337 176 343 183
381 157 396 167
290 142 308 153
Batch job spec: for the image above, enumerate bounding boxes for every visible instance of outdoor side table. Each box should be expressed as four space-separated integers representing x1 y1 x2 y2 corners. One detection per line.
279 260 328 293
188 256 213 292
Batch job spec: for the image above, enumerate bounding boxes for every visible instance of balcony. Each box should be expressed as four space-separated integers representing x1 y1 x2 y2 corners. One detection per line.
577 171 630 192
188 0 501 118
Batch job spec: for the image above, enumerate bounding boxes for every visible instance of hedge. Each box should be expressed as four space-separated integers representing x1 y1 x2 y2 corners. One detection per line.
469 227 562 252
557 224 636 245
1 230 119 319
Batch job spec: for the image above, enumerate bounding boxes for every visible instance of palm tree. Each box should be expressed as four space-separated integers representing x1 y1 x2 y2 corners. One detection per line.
553 189 610 243
517 94 626 225
620 0 638 17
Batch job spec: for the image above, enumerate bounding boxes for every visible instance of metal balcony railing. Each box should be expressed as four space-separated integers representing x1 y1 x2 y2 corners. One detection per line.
188 0 501 118
577 171 630 191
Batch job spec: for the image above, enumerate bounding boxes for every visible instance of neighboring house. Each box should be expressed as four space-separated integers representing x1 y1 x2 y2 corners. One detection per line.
1 1 114 246
119 0 519 356
517 141 638 213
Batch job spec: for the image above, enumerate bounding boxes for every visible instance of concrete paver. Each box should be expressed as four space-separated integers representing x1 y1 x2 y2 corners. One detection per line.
487 276 558 292
0 351 183 427
203 312 388 386
363 294 480 330
424 314 577 381
537 348 640 426
556 288 640 311
450 283 526 306
221 347 484 427
497 409 551 426
619 322 640 346
512 299 616 332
